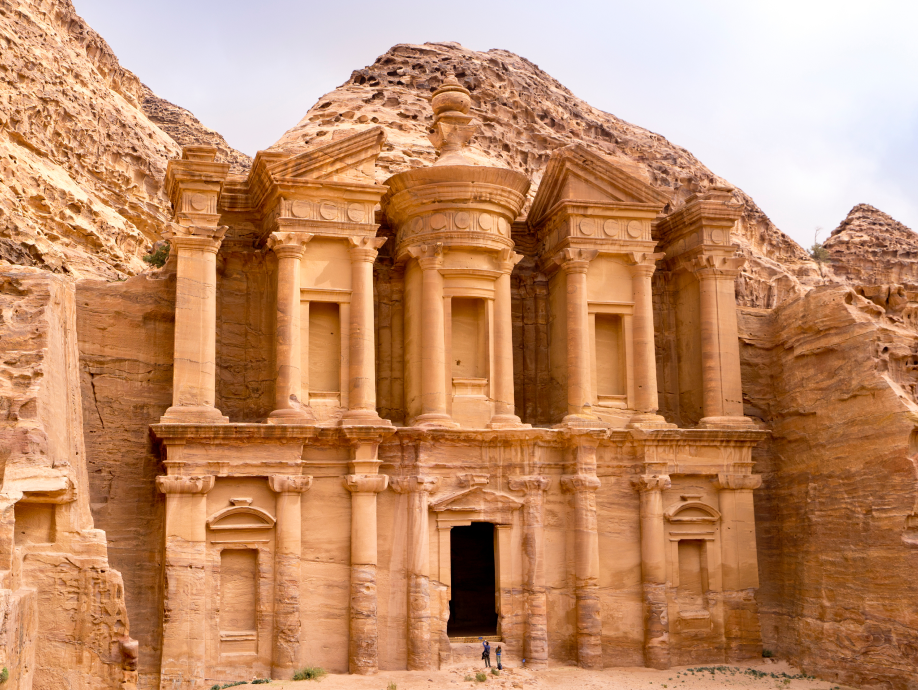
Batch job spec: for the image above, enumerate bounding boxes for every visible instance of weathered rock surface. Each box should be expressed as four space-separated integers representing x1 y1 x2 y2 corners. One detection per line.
0 267 136 689
0 0 247 280
739 288 918 690
825 204 918 286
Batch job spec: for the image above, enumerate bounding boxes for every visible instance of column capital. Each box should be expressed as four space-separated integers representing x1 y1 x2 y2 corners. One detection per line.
344 474 389 494
508 475 551 493
390 475 440 495
156 475 215 495
349 236 387 263
408 242 445 270
561 474 601 493
165 222 227 253
496 248 524 274
553 247 598 274
714 473 762 491
627 251 666 276
269 475 314 494
268 231 314 259
689 253 746 279
630 474 671 493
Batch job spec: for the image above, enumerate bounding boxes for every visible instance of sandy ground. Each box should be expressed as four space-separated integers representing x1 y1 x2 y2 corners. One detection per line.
212 644 855 690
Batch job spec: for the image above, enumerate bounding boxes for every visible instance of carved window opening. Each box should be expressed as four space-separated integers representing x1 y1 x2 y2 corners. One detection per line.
219 548 258 655
309 302 341 398
594 313 626 401
447 522 498 638
451 297 489 382
14 502 55 545
678 539 707 597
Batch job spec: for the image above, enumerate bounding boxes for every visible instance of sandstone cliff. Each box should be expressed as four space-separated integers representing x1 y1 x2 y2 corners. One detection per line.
0 0 248 279
824 204 918 286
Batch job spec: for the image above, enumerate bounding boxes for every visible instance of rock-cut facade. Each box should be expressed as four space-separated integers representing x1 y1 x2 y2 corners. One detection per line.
149 77 767 686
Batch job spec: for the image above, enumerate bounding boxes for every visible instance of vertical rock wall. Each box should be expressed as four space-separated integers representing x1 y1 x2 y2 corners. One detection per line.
76 266 176 689
740 287 918 690
0 267 136 689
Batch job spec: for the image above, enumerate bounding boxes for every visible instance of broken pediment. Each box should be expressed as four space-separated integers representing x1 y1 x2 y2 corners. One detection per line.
267 127 386 185
430 486 523 521
529 144 671 227
206 505 276 531
664 500 721 523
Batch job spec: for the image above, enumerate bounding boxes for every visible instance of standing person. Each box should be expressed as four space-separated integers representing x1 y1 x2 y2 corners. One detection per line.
482 639 491 668
496 645 502 670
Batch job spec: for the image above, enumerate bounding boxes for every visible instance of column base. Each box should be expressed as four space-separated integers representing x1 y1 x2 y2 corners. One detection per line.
267 407 317 424
556 414 610 429
159 405 228 424
412 413 460 428
698 415 757 429
342 409 393 427
627 413 677 430
488 414 531 430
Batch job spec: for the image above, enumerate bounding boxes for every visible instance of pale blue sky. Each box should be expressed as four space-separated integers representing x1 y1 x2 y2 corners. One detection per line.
73 0 918 248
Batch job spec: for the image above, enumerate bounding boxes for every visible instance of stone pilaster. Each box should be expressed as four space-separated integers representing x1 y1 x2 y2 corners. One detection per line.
156 475 215 689
344 473 388 674
490 249 527 428
268 474 313 678
714 473 763 660
408 243 456 427
631 473 672 670
344 237 390 425
268 232 316 423
627 252 671 428
562 473 602 668
553 248 599 424
508 475 550 668
160 225 228 424
692 256 751 427
391 475 440 670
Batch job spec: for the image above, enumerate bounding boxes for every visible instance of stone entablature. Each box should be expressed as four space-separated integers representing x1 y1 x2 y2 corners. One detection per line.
149 75 765 688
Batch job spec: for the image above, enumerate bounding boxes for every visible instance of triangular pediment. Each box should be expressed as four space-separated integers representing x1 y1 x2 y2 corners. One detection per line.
267 126 386 184
430 486 523 514
529 144 670 226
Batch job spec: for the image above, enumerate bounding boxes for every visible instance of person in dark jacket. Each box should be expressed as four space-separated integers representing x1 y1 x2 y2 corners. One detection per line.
481 639 491 668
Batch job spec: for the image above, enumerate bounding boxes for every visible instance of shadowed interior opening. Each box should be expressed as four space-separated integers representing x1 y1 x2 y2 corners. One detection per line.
448 522 498 637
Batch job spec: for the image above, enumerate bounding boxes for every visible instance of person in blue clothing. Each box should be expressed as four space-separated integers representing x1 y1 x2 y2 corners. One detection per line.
481 639 491 668
495 645 502 670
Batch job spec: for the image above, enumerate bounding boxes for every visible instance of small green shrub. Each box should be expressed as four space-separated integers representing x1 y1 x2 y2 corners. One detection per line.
293 666 327 681
475 672 487 682
209 683 244 690
387 682 398 690
490 668 499 676
464 675 474 682
0 667 8 683
252 681 271 685
143 243 170 268
762 649 774 658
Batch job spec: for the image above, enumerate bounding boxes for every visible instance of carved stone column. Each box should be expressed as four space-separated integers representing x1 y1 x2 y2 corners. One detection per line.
692 256 751 427
156 475 215 688
490 249 526 428
562 473 602 668
554 248 598 424
631 473 671 670
160 226 228 424
344 237 389 425
714 473 763 660
268 232 315 423
627 252 670 428
508 475 550 668
342 425 392 677
409 244 456 427
268 475 313 678
391 475 440 670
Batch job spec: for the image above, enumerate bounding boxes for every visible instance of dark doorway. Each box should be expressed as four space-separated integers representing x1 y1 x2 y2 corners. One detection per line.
447 522 498 637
